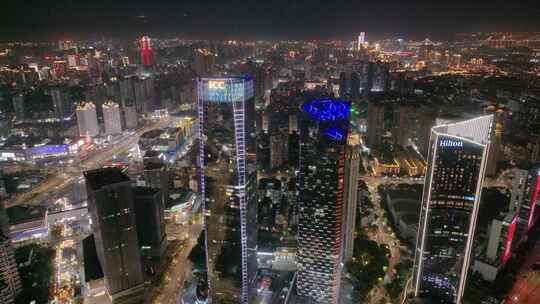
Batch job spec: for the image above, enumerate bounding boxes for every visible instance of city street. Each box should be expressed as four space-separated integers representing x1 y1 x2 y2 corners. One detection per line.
4 117 170 209
363 176 420 303
149 217 203 304
505 237 540 303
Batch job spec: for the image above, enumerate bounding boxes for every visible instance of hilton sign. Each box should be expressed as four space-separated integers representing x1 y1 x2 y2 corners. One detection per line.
439 139 464 148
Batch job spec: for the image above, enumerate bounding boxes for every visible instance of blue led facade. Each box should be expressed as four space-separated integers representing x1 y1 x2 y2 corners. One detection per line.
302 99 350 142
200 77 254 103
301 98 350 122
28 144 69 158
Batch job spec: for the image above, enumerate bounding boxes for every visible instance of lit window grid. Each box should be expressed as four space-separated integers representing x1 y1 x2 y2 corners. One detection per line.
197 77 252 304
413 131 490 304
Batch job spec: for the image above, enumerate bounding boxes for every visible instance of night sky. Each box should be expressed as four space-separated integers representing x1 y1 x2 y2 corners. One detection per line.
2 0 540 41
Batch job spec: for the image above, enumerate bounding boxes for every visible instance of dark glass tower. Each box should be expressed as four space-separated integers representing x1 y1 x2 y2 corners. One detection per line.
197 77 257 303
297 98 350 304
413 115 493 304
133 186 167 258
84 168 145 303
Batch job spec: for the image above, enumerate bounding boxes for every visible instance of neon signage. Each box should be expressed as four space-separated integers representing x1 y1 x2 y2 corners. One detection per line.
439 139 464 148
208 80 225 89
528 174 540 230
502 216 518 265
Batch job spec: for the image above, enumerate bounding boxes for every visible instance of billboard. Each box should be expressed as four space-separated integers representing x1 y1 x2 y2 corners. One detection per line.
199 77 254 103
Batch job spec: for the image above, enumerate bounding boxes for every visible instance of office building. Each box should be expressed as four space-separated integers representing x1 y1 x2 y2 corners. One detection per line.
84 168 145 303
143 160 171 207
413 115 493 304
269 132 286 169
133 187 167 258
76 102 99 137
341 133 361 263
297 98 350 304
197 76 257 303
102 101 123 135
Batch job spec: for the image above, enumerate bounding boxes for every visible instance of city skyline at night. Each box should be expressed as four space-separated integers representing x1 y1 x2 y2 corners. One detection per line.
1 3 540 304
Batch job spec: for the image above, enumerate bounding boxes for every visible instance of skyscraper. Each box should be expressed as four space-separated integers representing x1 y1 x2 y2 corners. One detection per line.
197 77 257 303
357 32 366 51
84 168 145 303
341 133 361 263
297 98 350 304
76 102 99 137
133 187 167 258
102 101 123 135
413 115 493 304
140 36 155 67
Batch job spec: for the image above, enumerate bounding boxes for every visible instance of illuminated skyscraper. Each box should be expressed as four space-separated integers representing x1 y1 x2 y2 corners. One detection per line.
297 98 350 304
413 115 493 304
341 133 361 263
102 101 123 135
140 36 155 67
197 77 257 303
76 102 99 137
357 32 366 50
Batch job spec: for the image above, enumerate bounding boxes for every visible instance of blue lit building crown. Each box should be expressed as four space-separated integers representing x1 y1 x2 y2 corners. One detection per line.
302 98 350 122
302 98 350 141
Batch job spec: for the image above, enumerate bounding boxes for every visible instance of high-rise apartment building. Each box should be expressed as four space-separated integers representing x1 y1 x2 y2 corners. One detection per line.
366 99 385 147
76 102 100 137
297 98 350 304
197 77 257 303
102 101 123 135
413 115 493 304
84 168 145 303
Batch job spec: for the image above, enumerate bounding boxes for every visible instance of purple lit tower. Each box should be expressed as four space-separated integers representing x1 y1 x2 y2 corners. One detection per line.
197 77 257 304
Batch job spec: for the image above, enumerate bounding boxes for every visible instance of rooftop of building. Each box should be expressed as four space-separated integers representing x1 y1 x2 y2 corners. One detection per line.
141 129 164 139
7 204 47 225
144 161 165 170
258 178 281 190
84 167 130 190
386 184 423 201
133 186 160 197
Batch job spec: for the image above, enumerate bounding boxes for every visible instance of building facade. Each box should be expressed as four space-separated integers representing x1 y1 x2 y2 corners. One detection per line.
84 168 145 303
102 101 123 135
133 187 167 258
341 133 361 263
297 98 350 304
197 77 257 303
76 102 99 137
413 115 493 304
